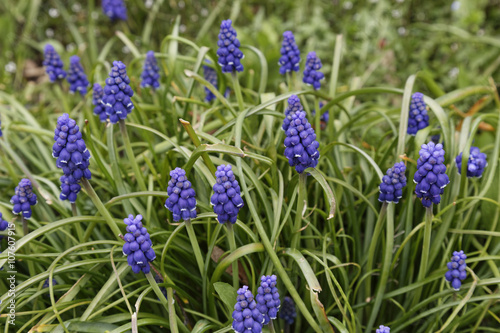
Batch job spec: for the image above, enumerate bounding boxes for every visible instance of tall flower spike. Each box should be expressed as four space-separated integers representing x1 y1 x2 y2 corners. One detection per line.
102 0 127 21
122 214 156 274
165 168 197 221
256 275 280 325
279 296 296 325
102 61 134 124
379 162 407 204
140 51 160 90
376 325 391 333
407 92 429 135
279 31 300 75
216 19 244 73
0 213 8 240
455 146 488 178
43 44 66 82
282 95 304 132
52 114 91 203
445 250 467 290
414 142 449 207
303 51 324 90
92 83 107 122
232 285 264 333
211 165 244 224
10 178 37 219
67 56 89 95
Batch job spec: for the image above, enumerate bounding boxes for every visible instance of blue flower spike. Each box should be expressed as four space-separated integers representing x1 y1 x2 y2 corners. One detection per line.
303 51 324 90
43 44 66 82
10 178 37 219
282 95 305 132
211 165 244 224
279 296 297 325
376 325 391 333
256 275 280 325
414 142 450 207
102 0 127 21
165 168 197 221
379 162 407 204
407 92 429 135
232 285 264 333
122 214 156 274
0 213 8 240
216 19 244 73
203 61 219 102
67 55 89 95
92 83 107 122
140 51 160 90
445 250 467 290
279 31 300 75
455 147 488 178
102 61 134 124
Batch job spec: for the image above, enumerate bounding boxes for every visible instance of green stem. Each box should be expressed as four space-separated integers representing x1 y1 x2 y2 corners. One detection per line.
226 222 239 290
314 97 321 142
232 72 245 112
118 119 147 192
22 215 28 236
184 218 207 313
412 205 433 307
286 72 292 92
291 173 307 250
71 203 84 242
269 321 276 333
145 272 179 333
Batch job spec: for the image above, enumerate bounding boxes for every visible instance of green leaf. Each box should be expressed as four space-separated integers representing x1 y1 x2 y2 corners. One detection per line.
214 282 238 312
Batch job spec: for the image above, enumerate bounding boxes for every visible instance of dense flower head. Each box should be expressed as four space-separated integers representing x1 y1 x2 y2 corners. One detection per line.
10 178 37 219
232 285 264 333
43 44 66 82
103 61 134 124
284 107 320 174
376 325 391 333
0 213 8 240
216 19 244 73
303 52 324 90
279 31 300 75
379 162 407 204
282 95 304 132
256 275 280 325
445 250 467 290
43 278 58 289
407 92 429 135
414 142 449 207
102 0 127 21
67 56 89 95
455 146 487 178
141 51 160 90
165 168 197 221
311 102 329 130
122 214 156 274
211 165 244 224
92 83 107 122
203 61 230 102
279 296 296 325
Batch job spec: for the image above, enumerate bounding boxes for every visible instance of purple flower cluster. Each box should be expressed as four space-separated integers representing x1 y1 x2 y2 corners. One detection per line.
445 250 467 290
92 83 107 122
455 147 488 178
102 0 127 21
378 162 407 204
10 179 37 219
0 213 8 240
302 51 324 90
211 165 244 224
165 168 197 221
282 95 304 132
232 285 264 333
376 325 391 333
67 56 89 95
43 44 66 82
407 92 429 135
122 214 156 274
203 62 220 102
140 51 160 90
217 19 244 73
52 114 91 203
414 142 449 207
103 61 134 124
279 31 300 75
279 296 296 325
256 275 280 325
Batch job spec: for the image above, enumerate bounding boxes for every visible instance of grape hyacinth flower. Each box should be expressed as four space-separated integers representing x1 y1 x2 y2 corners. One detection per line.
122 214 156 274
414 142 450 207
66 56 89 95
445 250 467 290
92 83 107 122
407 92 429 135
232 285 264 333
203 61 230 102
0 213 8 240
378 162 407 204
43 44 66 82
165 168 197 221
140 51 160 90
279 31 300 75
279 296 297 325
216 19 244 73
302 51 324 90
455 147 488 178
102 61 134 124
282 95 304 132
256 275 280 325
154 275 168 300
376 325 391 333
10 178 37 219
102 0 127 21
211 165 244 224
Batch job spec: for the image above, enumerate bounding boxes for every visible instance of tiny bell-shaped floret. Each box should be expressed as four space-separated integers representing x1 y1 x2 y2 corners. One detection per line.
407 92 429 135
92 83 107 122
455 146 487 178
302 51 324 90
102 61 134 124
379 162 407 204
256 275 280 325
122 214 156 274
102 0 127 21
140 51 160 90
445 250 467 291
67 55 89 95
279 31 300 75
232 285 264 333
279 296 297 325
216 19 244 73
10 178 37 219
43 44 66 82
211 164 244 224
165 168 197 221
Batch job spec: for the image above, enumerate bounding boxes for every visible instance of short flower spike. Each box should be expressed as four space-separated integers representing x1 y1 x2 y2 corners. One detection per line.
279 296 297 325
0 213 8 240
43 44 66 82
122 214 156 274
11 178 37 219
379 162 407 204
211 165 244 224
92 83 107 122
203 61 229 102
279 31 300 75
140 51 160 90
303 51 324 90
216 19 244 73
376 325 391 333
414 142 449 207
102 0 127 21
67 56 89 95
407 92 429 135
282 95 304 132
232 285 264 333
256 275 280 325
102 61 134 124
165 168 197 221
455 146 487 178
445 250 467 290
